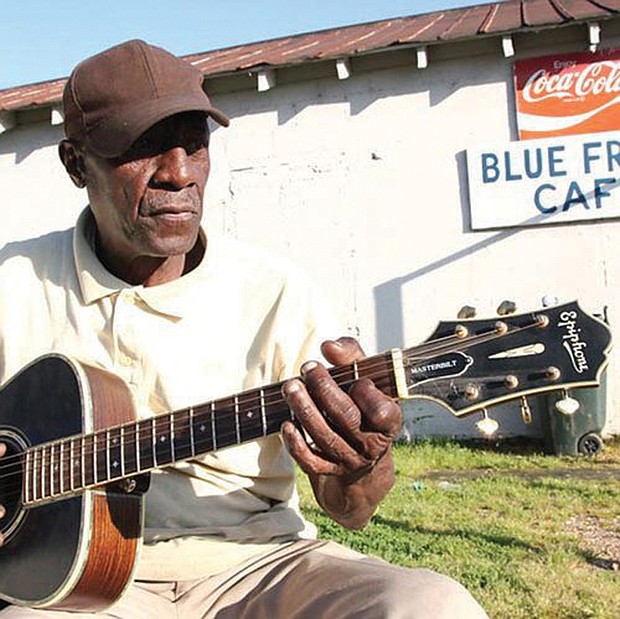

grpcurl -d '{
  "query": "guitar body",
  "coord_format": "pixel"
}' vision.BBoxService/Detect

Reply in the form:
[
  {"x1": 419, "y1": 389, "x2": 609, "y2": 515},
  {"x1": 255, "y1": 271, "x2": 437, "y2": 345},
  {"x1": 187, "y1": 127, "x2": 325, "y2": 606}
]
[{"x1": 0, "y1": 355, "x2": 143, "y2": 611}]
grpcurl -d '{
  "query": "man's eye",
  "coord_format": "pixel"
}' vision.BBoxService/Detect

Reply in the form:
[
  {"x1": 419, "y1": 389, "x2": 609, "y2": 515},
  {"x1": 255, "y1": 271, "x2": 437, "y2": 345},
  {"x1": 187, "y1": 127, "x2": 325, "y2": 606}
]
[
  {"x1": 136, "y1": 137, "x2": 157, "y2": 155},
  {"x1": 119, "y1": 137, "x2": 157, "y2": 162},
  {"x1": 186, "y1": 139, "x2": 208, "y2": 155}
]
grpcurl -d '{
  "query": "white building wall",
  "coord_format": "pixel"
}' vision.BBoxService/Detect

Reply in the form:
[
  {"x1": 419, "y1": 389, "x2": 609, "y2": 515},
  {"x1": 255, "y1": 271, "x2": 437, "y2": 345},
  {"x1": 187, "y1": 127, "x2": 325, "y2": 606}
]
[{"x1": 1, "y1": 24, "x2": 619, "y2": 441}]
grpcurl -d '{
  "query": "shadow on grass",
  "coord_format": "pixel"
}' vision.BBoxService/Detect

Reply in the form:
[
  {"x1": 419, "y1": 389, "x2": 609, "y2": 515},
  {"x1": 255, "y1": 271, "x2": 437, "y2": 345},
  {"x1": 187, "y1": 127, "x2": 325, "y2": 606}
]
[
  {"x1": 580, "y1": 551, "x2": 620, "y2": 571},
  {"x1": 431, "y1": 436, "x2": 550, "y2": 456},
  {"x1": 371, "y1": 514, "x2": 542, "y2": 553},
  {"x1": 305, "y1": 506, "x2": 543, "y2": 556}
]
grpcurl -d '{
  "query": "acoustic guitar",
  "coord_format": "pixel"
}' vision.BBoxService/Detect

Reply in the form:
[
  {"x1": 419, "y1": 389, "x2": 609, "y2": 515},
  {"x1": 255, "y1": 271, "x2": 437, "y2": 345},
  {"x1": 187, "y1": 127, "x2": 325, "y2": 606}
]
[{"x1": 0, "y1": 301, "x2": 611, "y2": 611}]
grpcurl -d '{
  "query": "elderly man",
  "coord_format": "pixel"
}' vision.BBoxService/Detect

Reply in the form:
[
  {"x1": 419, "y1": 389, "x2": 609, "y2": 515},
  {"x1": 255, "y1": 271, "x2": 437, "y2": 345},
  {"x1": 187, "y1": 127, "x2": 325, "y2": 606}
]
[{"x1": 0, "y1": 40, "x2": 487, "y2": 618}]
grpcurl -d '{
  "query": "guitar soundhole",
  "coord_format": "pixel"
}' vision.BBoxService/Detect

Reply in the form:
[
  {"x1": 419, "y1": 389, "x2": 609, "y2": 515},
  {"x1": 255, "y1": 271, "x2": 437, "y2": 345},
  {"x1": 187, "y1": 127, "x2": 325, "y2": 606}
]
[{"x1": 0, "y1": 430, "x2": 27, "y2": 543}]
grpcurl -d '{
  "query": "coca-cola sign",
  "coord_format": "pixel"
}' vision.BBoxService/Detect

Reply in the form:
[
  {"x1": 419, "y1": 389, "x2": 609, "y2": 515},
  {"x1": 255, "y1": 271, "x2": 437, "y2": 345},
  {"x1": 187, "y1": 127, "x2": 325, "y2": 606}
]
[{"x1": 514, "y1": 49, "x2": 619, "y2": 140}]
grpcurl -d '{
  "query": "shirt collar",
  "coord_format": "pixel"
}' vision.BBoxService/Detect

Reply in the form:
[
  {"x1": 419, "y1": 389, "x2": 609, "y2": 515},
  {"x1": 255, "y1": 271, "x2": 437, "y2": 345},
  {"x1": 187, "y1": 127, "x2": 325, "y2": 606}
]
[{"x1": 73, "y1": 208, "x2": 211, "y2": 319}]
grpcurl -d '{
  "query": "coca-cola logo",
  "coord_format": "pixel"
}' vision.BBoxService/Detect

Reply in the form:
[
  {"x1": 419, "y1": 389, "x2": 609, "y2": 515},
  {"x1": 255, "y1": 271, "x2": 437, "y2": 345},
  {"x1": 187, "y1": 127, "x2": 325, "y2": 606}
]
[
  {"x1": 523, "y1": 60, "x2": 620, "y2": 103},
  {"x1": 515, "y1": 50, "x2": 620, "y2": 138}
]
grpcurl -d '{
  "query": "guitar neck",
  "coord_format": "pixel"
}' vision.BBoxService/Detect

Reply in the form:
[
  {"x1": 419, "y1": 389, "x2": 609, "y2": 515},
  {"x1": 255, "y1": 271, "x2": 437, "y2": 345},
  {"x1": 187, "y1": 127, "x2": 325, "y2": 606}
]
[
  {"x1": 23, "y1": 351, "x2": 400, "y2": 506},
  {"x1": 21, "y1": 300, "x2": 614, "y2": 506}
]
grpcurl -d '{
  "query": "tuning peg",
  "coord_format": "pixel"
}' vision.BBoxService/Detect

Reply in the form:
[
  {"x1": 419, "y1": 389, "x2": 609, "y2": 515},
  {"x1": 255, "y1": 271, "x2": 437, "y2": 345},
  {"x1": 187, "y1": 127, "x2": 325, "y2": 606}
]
[
  {"x1": 457, "y1": 305, "x2": 476, "y2": 319},
  {"x1": 520, "y1": 397, "x2": 533, "y2": 424},
  {"x1": 542, "y1": 295, "x2": 559, "y2": 308},
  {"x1": 554, "y1": 390, "x2": 580, "y2": 415},
  {"x1": 497, "y1": 300, "x2": 516, "y2": 316},
  {"x1": 593, "y1": 306, "x2": 609, "y2": 323},
  {"x1": 464, "y1": 383, "x2": 480, "y2": 400},
  {"x1": 476, "y1": 409, "x2": 499, "y2": 437}
]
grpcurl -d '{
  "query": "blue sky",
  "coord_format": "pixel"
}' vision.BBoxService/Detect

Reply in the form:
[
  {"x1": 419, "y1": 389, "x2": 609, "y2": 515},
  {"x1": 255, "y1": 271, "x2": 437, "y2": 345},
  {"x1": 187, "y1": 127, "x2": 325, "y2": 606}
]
[{"x1": 1, "y1": 0, "x2": 481, "y2": 89}]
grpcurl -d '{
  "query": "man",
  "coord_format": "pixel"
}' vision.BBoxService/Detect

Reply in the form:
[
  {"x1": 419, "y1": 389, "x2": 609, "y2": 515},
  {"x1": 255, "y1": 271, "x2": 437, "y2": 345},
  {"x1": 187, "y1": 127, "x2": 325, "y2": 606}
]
[{"x1": 0, "y1": 40, "x2": 487, "y2": 617}]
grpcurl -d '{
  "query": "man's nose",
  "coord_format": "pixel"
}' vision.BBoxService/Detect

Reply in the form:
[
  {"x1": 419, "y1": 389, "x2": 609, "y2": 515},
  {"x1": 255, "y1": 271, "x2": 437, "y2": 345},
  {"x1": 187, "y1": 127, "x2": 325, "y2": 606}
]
[{"x1": 152, "y1": 147, "x2": 194, "y2": 188}]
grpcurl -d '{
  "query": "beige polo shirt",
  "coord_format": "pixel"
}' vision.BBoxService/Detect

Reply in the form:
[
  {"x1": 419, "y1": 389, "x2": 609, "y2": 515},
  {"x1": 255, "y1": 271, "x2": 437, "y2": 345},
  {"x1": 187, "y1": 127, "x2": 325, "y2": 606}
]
[{"x1": 0, "y1": 209, "x2": 336, "y2": 580}]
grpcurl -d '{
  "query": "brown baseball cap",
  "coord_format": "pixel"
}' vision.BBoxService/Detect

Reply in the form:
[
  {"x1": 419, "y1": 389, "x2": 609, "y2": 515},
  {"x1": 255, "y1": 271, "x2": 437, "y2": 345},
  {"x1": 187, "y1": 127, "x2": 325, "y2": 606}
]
[{"x1": 63, "y1": 39, "x2": 230, "y2": 158}]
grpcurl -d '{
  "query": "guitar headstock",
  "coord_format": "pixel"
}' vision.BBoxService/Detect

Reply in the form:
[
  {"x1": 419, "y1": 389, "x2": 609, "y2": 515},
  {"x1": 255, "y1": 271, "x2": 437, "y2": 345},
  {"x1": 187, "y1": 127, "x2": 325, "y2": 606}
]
[{"x1": 400, "y1": 301, "x2": 612, "y2": 416}]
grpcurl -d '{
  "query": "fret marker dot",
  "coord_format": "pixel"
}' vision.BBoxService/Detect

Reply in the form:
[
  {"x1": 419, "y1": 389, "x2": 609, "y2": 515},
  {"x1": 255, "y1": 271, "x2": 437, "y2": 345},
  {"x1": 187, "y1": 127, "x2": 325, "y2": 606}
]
[
  {"x1": 160, "y1": 436, "x2": 167, "y2": 443},
  {"x1": 199, "y1": 425, "x2": 206, "y2": 433}
]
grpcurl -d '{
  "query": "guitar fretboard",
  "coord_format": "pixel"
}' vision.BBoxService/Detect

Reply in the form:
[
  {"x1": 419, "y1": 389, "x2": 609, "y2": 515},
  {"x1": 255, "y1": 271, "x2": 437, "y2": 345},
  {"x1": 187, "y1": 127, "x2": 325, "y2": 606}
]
[{"x1": 23, "y1": 352, "x2": 398, "y2": 506}]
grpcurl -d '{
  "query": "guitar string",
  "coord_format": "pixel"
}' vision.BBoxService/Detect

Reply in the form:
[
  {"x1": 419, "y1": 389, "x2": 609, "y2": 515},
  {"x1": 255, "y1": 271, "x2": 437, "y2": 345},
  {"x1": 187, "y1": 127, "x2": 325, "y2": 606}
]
[
  {"x1": 0, "y1": 319, "x2": 545, "y2": 498},
  {"x1": 0, "y1": 318, "x2": 544, "y2": 489},
  {"x1": 0, "y1": 374, "x2": 527, "y2": 504}
]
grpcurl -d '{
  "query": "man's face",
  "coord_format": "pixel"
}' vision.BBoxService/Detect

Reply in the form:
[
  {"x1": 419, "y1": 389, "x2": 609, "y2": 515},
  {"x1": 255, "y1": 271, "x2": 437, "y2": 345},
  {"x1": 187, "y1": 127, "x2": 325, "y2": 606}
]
[{"x1": 81, "y1": 112, "x2": 211, "y2": 279}]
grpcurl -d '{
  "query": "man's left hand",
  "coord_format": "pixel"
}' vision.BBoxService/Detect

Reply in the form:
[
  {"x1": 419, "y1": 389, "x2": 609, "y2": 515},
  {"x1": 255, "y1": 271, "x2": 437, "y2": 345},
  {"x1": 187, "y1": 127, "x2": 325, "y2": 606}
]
[{"x1": 281, "y1": 337, "x2": 403, "y2": 530}]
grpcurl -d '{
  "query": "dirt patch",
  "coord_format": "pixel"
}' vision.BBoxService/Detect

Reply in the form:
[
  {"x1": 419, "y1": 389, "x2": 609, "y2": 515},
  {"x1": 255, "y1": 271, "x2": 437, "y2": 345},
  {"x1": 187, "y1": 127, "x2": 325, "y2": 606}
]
[
  {"x1": 564, "y1": 515, "x2": 620, "y2": 571},
  {"x1": 416, "y1": 466, "x2": 620, "y2": 571}
]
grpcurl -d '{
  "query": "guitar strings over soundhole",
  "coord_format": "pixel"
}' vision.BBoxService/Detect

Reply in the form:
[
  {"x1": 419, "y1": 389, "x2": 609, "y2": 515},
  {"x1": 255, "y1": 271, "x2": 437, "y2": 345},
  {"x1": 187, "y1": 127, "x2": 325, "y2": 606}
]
[{"x1": 0, "y1": 431, "x2": 27, "y2": 542}]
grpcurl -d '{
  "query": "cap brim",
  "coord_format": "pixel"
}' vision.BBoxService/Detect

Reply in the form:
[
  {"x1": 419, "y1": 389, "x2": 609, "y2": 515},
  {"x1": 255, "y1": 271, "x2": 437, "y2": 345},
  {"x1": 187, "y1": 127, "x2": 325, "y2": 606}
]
[{"x1": 85, "y1": 93, "x2": 230, "y2": 158}]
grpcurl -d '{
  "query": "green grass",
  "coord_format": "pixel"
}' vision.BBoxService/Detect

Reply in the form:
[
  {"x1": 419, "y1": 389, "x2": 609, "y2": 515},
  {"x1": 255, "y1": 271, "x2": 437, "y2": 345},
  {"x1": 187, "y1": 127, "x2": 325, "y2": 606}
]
[{"x1": 297, "y1": 437, "x2": 620, "y2": 619}]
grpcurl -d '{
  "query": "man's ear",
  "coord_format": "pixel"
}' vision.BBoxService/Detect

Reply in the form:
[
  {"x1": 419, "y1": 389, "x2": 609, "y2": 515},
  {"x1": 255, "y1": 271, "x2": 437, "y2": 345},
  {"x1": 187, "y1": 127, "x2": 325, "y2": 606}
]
[{"x1": 58, "y1": 139, "x2": 87, "y2": 188}]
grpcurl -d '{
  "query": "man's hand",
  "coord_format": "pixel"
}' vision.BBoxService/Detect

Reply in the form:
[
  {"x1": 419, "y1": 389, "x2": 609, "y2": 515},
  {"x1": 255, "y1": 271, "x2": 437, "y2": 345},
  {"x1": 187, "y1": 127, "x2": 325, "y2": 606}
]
[
  {"x1": 0, "y1": 442, "x2": 6, "y2": 547},
  {"x1": 281, "y1": 337, "x2": 403, "y2": 530}
]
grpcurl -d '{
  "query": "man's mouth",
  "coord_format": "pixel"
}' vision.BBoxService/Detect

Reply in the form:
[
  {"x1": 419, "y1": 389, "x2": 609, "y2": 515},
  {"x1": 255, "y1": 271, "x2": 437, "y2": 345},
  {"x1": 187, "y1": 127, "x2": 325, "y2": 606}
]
[
  {"x1": 140, "y1": 188, "x2": 201, "y2": 220},
  {"x1": 149, "y1": 207, "x2": 197, "y2": 218}
]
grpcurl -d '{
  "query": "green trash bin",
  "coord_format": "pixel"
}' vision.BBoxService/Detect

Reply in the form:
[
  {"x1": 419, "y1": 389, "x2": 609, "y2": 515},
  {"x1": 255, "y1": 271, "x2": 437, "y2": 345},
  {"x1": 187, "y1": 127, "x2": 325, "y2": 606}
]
[{"x1": 542, "y1": 370, "x2": 607, "y2": 456}]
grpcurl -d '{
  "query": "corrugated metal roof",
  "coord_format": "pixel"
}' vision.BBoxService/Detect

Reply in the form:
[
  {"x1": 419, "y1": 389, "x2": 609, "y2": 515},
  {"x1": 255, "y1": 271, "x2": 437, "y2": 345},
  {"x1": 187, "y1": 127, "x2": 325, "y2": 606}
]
[{"x1": 1, "y1": 0, "x2": 618, "y2": 113}]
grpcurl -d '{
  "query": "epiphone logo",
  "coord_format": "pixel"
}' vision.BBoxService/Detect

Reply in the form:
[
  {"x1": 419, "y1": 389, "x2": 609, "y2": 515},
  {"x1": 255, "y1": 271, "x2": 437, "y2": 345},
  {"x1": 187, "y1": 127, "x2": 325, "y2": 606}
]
[
  {"x1": 522, "y1": 60, "x2": 620, "y2": 103},
  {"x1": 558, "y1": 310, "x2": 589, "y2": 374}
]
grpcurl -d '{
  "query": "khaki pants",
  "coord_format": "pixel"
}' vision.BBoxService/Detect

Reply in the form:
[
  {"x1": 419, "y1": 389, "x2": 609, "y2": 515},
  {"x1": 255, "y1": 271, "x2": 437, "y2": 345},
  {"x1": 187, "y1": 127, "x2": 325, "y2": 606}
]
[{"x1": 0, "y1": 540, "x2": 487, "y2": 618}]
